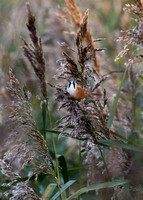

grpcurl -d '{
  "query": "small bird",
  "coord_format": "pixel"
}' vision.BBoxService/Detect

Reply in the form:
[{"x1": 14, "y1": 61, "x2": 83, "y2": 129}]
[{"x1": 67, "y1": 78, "x2": 88, "y2": 100}]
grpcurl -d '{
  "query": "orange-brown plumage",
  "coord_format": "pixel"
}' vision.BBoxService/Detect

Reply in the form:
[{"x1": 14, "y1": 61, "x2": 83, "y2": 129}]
[{"x1": 73, "y1": 86, "x2": 88, "y2": 100}]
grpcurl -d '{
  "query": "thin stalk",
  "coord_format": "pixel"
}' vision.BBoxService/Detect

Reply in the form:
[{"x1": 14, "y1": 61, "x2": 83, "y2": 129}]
[
  {"x1": 54, "y1": 177, "x2": 64, "y2": 200},
  {"x1": 67, "y1": 164, "x2": 100, "y2": 172},
  {"x1": 88, "y1": 122, "x2": 111, "y2": 179},
  {"x1": 97, "y1": 142, "x2": 111, "y2": 180},
  {"x1": 95, "y1": 136, "x2": 119, "y2": 200},
  {"x1": 42, "y1": 100, "x2": 47, "y2": 140},
  {"x1": 47, "y1": 104, "x2": 61, "y2": 186},
  {"x1": 41, "y1": 100, "x2": 62, "y2": 199},
  {"x1": 107, "y1": 65, "x2": 128, "y2": 128},
  {"x1": 110, "y1": 130, "x2": 141, "y2": 146},
  {"x1": 78, "y1": 140, "x2": 82, "y2": 200}
]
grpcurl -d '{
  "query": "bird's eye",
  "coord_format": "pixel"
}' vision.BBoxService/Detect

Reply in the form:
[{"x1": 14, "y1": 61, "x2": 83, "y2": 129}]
[
  {"x1": 73, "y1": 81, "x2": 75, "y2": 88},
  {"x1": 68, "y1": 82, "x2": 71, "y2": 88}
]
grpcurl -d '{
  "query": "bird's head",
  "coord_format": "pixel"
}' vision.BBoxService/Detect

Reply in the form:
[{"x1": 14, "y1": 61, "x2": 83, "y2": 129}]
[
  {"x1": 67, "y1": 78, "x2": 88, "y2": 99},
  {"x1": 67, "y1": 78, "x2": 78, "y2": 96},
  {"x1": 67, "y1": 79, "x2": 77, "y2": 89}
]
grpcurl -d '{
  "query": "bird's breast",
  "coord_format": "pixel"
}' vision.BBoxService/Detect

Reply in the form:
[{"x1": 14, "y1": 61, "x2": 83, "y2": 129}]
[
  {"x1": 71, "y1": 86, "x2": 88, "y2": 100},
  {"x1": 67, "y1": 85, "x2": 76, "y2": 96}
]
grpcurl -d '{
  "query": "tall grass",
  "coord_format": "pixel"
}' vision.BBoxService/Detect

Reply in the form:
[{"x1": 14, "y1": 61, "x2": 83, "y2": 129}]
[{"x1": 0, "y1": 0, "x2": 143, "y2": 199}]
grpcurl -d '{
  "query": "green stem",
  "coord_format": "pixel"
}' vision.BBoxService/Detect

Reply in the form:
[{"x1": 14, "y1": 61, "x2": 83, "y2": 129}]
[
  {"x1": 96, "y1": 138, "x2": 119, "y2": 199},
  {"x1": 110, "y1": 130, "x2": 141, "y2": 146},
  {"x1": 42, "y1": 98, "x2": 62, "y2": 199},
  {"x1": 47, "y1": 104, "x2": 61, "y2": 187},
  {"x1": 97, "y1": 143, "x2": 111, "y2": 180},
  {"x1": 78, "y1": 140, "x2": 82, "y2": 200},
  {"x1": 42, "y1": 99, "x2": 61, "y2": 200},
  {"x1": 54, "y1": 177, "x2": 64, "y2": 200},
  {"x1": 92, "y1": 130, "x2": 111, "y2": 180},
  {"x1": 42, "y1": 100, "x2": 47, "y2": 140},
  {"x1": 107, "y1": 65, "x2": 128, "y2": 128}
]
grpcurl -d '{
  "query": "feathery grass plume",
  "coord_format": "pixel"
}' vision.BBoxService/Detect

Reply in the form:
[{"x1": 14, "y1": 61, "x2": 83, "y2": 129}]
[
  {"x1": 23, "y1": 2, "x2": 47, "y2": 100},
  {"x1": 57, "y1": 0, "x2": 100, "y2": 74},
  {"x1": 54, "y1": 8, "x2": 135, "y2": 196},
  {"x1": 115, "y1": 0, "x2": 143, "y2": 65},
  {"x1": 110, "y1": 2, "x2": 143, "y2": 198},
  {"x1": 0, "y1": 68, "x2": 54, "y2": 199},
  {"x1": 55, "y1": 10, "x2": 114, "y2": 145},
  {"x1": 22, "y1": 2, "x2": 63, "y2": 193},
  {"x1": 53, "y1": 11, "x2": 113, "y2": 190},
  {"x1": 4, "y1": 181, "x2": 40, "y2": 200}
]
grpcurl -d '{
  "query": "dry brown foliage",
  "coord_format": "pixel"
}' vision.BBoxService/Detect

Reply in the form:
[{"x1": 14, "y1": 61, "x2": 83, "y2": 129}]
[
  {"x1": 115, "y1": 0, "x2": 143, "y2": 66},
  {"x1": 57, "y1": 0, "x2": 101, "y2": 74},
  {"x1": 23, "y1": 2, "x2": 47, "y2": 100}
]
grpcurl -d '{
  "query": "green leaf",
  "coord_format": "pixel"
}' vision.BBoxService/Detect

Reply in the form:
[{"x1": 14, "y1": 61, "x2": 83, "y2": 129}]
[
  {"x1": 47, "y1": 130, "x2": 61, "y2": 134},
  {"x1": 57, "y1": 125, "x2": 75, "y2": 129},
  {"x1": 51, "y1": 180, "x2": 76, "y2": 200},
  {"x1": 47, "y1": 130, "x2": 89, "y2": 140},
  {"x1": 69, "y1": 135, "x2": 89, "y2": 141},
  {"x1": 42, "y1": 184, "x2": 57, "y2": 200},
  {"x1": 67, "y1": 179, "x2": 128, "y2": 200},
  {"x1": 107, "y1": 66, "x2": 128, "y2": 128},
  {"x1": 58, "y1": 155, "x2": 69, "y2": 183},
  {"x1": 98, "y1": 139, "x2": 143, "y2": 151}
]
